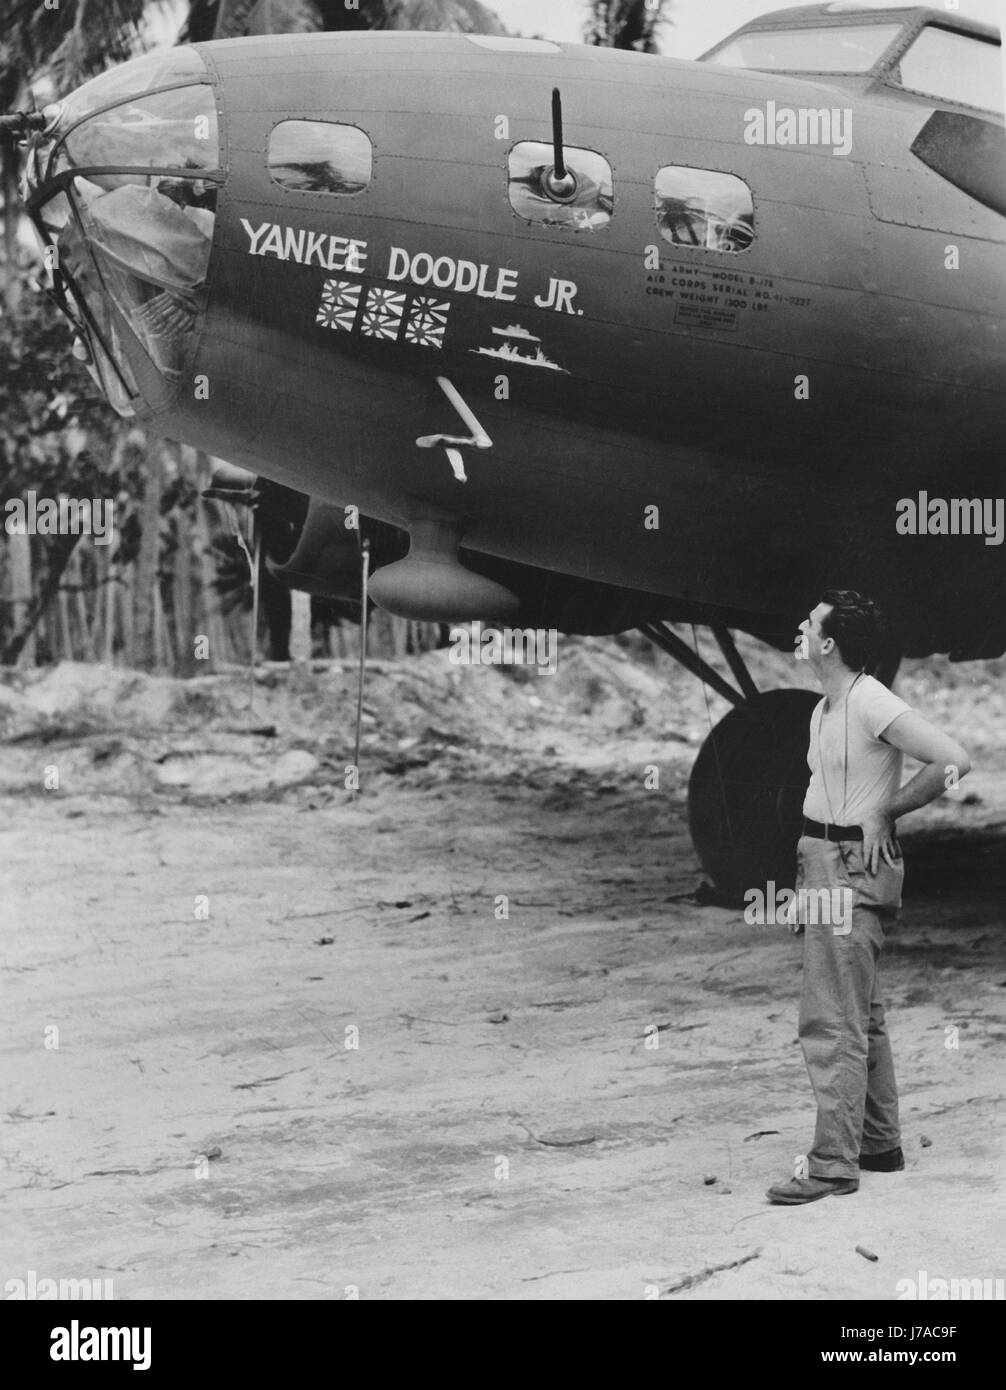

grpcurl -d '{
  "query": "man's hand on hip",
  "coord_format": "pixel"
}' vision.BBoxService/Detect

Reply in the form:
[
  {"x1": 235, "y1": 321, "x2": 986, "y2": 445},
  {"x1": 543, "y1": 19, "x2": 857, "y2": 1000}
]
[{"x1": 860, "y1": 811, "x2": 901, "y2": 874}]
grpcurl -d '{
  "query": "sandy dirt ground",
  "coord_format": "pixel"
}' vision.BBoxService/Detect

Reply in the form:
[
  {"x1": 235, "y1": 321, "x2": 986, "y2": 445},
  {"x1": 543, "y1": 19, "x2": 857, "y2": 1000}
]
[{"x1": 2, "y1": 640, "x2": 1005, "y2": 1300}]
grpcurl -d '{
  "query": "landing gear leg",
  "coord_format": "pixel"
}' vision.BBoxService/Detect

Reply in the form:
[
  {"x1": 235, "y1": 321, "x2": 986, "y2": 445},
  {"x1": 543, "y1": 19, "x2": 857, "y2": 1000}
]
[
  {"x1": 687, "y1": 688, "x2": 821, "y2": 902},
  {"x1": 640, "y1": 623, "x2": 820, "y2": 903}
]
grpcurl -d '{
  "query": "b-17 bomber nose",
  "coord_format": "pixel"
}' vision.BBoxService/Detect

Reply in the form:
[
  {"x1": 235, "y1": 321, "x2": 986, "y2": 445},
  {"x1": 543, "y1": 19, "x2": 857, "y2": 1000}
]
[{"x1": 22, "y1": 46, "x2": 222, "y2": 416}]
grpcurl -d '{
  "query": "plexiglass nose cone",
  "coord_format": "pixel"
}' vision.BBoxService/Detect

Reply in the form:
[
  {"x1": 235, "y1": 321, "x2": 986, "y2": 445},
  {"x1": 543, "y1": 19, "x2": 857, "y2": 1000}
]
[{"x1": 22, "y1": 46, "x2": 219, "y2": 415}]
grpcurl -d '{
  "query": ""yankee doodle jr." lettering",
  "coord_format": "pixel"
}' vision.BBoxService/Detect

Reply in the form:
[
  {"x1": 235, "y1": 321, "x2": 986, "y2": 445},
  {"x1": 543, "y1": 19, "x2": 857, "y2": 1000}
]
[
  {"x1": 238, "y1": 220, "x2": 581, "y2": 313},
  {"x1": 240, "y1": 219, "x2": 368, "y2": 272}
]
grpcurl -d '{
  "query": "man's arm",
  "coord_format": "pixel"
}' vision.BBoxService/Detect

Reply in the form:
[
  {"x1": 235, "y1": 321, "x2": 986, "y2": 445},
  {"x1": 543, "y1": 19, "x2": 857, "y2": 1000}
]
[{"x1": 860, "y1": 711, "x2": 972, "y2": 873}]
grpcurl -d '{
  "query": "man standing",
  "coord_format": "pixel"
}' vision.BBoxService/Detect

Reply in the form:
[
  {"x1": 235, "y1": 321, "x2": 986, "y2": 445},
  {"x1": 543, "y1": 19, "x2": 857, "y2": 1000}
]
[{"x1": 767, "y1": 590, "x2": 971, "y2": 1205}]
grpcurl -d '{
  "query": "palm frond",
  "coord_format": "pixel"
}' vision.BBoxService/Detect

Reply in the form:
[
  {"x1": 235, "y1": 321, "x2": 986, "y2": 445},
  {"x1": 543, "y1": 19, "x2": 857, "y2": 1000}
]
[
  {"x1": 310, "y1": 0, "x2": 504, "y2": 34},
  {"x1": 384, "y1": 0, "x2": 507, "y2": 34},
  {"x1": 181, "y1": 0, "x2": 322, "y2": 43},
  {"x1": 585, "y1": 0, "x2": 671, "y2": 53},
  {"x1": 0, "y1": 0, "x2": 153, "y2": 109}
]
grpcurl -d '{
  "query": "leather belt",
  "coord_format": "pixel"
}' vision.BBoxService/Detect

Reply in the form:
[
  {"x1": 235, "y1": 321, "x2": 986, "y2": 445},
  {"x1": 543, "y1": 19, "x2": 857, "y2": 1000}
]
[{"x1": 802, "y1": 817, "x2": 863, "y2": 842}]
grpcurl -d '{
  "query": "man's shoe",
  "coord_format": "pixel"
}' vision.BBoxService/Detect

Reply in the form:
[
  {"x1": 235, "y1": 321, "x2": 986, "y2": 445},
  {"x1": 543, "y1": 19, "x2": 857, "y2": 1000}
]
[
  {"x1": 859, "y1": 1146, "x2": 904, "y2": 1172},
  {"x1": 766, "y1": 1175, "x2": 859, "y2": 1205}
]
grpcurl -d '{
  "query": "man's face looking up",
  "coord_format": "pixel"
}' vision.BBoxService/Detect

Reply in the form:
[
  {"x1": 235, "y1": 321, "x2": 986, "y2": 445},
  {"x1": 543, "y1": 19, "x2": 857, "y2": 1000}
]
[{"x1": 796, "y1": 602, "x2": 834, "y2": 670}]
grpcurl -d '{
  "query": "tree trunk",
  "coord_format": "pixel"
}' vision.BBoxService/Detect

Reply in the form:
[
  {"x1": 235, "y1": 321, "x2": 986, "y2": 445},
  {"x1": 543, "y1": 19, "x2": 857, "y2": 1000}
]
[
  {"x1": 57, "y1": 580, "x2": 73, "y2": 660},
  {"x1": 102, "y1": 549, "x2": 117, "y2": 664},
  {"x1": 119, "y1": 563, "x2": 135, "y2": 663},
  {"x1": 70, "y1": 545, "x2": 97, "y2": 661},
  {"x1": 1, "y1": 532, "x2": 81, "y2": 667},
  {"x1": 289, "y1": 588, "x2": 312, "y2": 662},
  {"x1": 194, "y1": 451, "x2": 233, "y2": 667},
  {"x1": 133, "y1": 436, "x2": 161, "y2": 669},
  {"x1": 7, "y1": 529, "x2": 35, "y2": 665},
  {"x1": 173, "y1": 521, "x2": 194, "y2": 675}
]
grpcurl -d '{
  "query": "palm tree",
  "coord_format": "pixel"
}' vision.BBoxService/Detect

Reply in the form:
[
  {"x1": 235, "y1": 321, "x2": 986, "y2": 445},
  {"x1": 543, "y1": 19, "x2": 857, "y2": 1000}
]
[
  {"x1": 183, "y1": 0, "x2": 506, "y2": 42},
  {"x1": 0, "y1": 0, "x2": 506, "y2": 106},
  {"x1": 585, "y1": 0, "x2": 671, "y2": 53},
  {"x1": 1, "y1": 0, "x2": 153, "y2": 303},
  {"x1": 2, "y1": 2, "x2": 192, "y2": 126},
  {"x1": 1, "y1": 1, "x2": 679, "y2": 114}
]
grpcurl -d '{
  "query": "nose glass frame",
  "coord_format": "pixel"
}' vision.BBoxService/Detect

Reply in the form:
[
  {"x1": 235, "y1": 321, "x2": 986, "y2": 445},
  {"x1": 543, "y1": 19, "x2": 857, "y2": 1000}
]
[{"x1": 22, "y1": 74, "x2": 223, "y2": 413}]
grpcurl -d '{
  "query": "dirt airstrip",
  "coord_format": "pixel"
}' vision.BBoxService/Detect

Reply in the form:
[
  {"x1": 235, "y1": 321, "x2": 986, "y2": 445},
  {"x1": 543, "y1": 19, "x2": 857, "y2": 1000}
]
[{"x1": 2, "y1": 637, "x2": 1004, "y2": 1299}]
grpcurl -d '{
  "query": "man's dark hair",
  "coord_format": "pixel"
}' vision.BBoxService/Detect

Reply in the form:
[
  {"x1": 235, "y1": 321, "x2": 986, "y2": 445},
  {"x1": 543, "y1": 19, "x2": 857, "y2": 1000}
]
[{"x1": 819, "y1": 589, "x2": 887, "y2": 674}]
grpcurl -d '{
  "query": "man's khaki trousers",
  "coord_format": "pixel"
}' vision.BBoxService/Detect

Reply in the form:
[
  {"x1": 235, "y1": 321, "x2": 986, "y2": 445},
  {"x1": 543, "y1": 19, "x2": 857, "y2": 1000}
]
[{"x1": 795, "y1": 835, "x2": 904, "y2": 1180}]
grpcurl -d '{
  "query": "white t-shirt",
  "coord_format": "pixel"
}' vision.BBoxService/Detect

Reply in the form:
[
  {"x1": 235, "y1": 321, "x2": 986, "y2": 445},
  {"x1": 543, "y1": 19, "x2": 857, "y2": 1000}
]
[{"x1": 803, "y1": 674, "x2": 911, "y2": 825}]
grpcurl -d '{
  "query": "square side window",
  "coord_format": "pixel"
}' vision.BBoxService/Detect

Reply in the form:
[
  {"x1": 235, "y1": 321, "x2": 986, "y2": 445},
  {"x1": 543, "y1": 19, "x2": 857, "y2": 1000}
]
[
  {"x1": 508, "y1": 141, "x2": 613, "y2": 231},
  {"x1": 269, "y1": 121, "x2": 372, "y2": 194},
  {"x1": 655, "y1": 167, "x2": 753, "y2": 253}
]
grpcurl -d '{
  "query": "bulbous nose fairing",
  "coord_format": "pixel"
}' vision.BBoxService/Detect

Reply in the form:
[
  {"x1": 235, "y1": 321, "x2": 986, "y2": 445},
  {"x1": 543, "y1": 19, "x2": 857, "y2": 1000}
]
[{"x1": 24, "y1": 46, "x2": 221, "y2": 416}]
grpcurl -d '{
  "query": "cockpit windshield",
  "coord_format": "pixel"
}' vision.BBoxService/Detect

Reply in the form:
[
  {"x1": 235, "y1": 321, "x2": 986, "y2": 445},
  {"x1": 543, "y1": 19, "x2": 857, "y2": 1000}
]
[
  {"x1": 704, "y1": 23, "x2": 903, "y2": 73},
  {"x1": 894, "y1": 26, "x2": 1003, "y2": 114},
  {"x1": 23, "y1": 47, "x2": 220, "y2": 415},
  {"x1": 703, "y1": 16, "x2": 1003, "y2": 115}
]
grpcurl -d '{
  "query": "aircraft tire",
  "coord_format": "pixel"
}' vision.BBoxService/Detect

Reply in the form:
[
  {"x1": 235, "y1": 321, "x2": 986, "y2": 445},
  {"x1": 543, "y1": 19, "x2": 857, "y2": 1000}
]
[{"x1": 687, "y1": 688, "x2": 820, "y2": 903}]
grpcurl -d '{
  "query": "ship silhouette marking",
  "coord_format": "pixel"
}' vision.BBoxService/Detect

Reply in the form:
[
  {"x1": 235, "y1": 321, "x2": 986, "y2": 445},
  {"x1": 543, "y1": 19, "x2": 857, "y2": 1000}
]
[{"x1": 470, "y1": 324, "x2": 569, "y2": 373}]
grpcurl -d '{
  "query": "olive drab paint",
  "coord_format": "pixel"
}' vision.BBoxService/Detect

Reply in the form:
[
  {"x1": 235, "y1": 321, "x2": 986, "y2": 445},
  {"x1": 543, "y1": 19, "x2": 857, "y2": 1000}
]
[{"x1": 21, "y1": 16, "x2": 1006, "y2": 664}]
